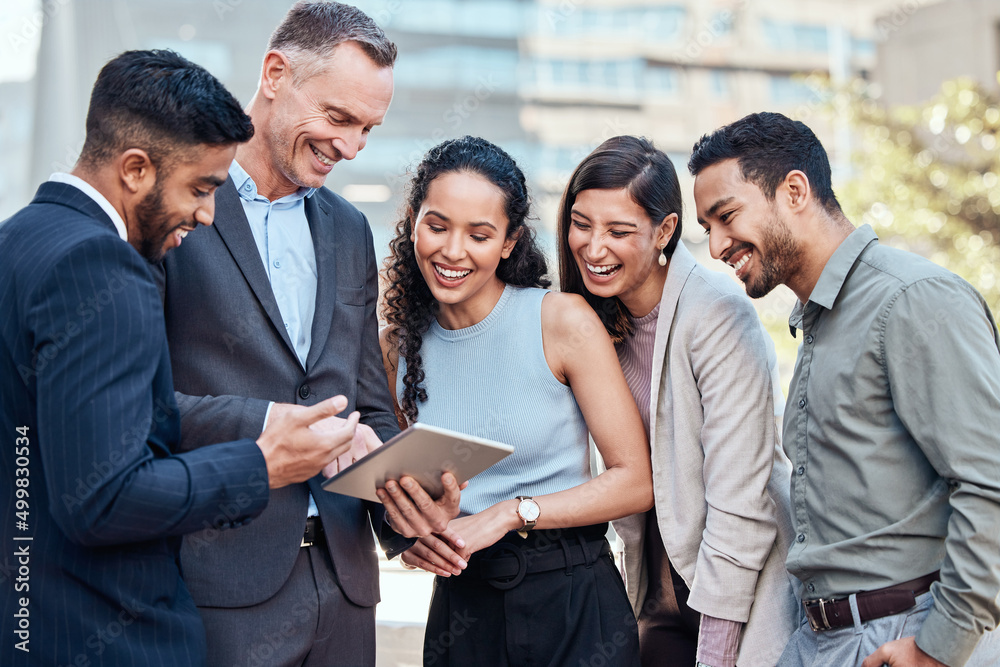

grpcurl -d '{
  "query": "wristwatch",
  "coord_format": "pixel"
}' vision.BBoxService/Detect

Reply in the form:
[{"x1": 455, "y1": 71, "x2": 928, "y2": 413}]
[{"x1": 515, "y1": 496, "x2": 540, "y2": 539}]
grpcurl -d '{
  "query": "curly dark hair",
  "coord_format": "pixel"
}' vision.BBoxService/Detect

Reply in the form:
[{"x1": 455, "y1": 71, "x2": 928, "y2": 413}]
[{"x1": 383, "y1": 136, "x2": 550, "y2": 424}]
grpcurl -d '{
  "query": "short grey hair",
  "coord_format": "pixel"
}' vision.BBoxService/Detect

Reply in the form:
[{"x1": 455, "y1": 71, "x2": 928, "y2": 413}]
[{"x1": 267, "y1": 1, "x2": 397, "y2": 84}]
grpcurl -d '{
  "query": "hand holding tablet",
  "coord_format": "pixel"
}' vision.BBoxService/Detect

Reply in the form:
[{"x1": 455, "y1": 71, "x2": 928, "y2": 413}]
[{"x1": 321, "y1": 422, "x2": 513, "y2": 503}]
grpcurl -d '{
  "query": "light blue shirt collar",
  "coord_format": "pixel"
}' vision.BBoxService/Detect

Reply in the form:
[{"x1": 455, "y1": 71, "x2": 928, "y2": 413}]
[{"x1": 228, "y1": 160, "x2": 316, "y2": 203}]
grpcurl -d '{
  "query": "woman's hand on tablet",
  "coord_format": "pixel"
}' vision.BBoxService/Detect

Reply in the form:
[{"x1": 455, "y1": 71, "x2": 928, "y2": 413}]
[{"x1": 378, "y1": 472, "x2": 467, "y2": 541}]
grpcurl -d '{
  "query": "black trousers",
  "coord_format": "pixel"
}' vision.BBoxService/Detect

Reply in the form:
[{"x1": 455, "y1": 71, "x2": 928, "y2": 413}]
[
  {"x1": 637, "y1": 509, "x2": 701, "y2": 667},
  {"x1": 423, "y1": 524, "x2": 640, "y2": 667}
]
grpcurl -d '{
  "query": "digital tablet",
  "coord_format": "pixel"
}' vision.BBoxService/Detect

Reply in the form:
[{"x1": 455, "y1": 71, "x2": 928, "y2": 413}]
[{"x1": 321, "y1": 422, "x2": 514, "y2": 503}]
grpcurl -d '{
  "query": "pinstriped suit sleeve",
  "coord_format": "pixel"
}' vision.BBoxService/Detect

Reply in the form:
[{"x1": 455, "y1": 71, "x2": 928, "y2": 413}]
[
  {"x1": 686, "y1": 291, "x2": 779, "y2": 622},
  {"x1": 30, "y1": 236, "x2": 269, "y2": 547}
]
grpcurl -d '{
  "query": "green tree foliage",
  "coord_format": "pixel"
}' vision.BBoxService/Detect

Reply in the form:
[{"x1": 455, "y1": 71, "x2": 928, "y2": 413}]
[{"x1": 839, "y1": 76, "x2": 1000, "y2": 318}]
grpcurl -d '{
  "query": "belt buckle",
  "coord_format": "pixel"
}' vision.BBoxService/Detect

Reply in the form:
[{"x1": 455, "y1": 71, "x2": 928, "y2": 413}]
[
  {"x1": 805, "y1": 598, "x2": 835, "y2": 631},
  {"x1": 482, "y1": 543, "x2": 526, "y2": 590},
  {"x1": 301, "y1": 517, "x2": 319, "y2": 548}
]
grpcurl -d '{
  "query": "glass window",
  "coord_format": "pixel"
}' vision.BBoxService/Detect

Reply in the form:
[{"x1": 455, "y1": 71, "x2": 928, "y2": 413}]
[
  {"x1": 535, "y1": 4, "x2": 685, "y2": 42},
  {"x1": 391, "y1": 0, "x2": 523, "y2": 37},
  {"x1": 709, "y1": 10, "x2": 734, "y2": 37},
  {"x1": 769, "y1": 75, "x2": 823, "y2": 105},
  {"x1": 852, "y1": 38, "x2": 876, "y2": 57},
  {"x1": 761, "y1": 19, "x2": 829, "y2": 53},
  {"x1": 538, "y1": 144, "x2": 594, "y2": 177},
  {"x1": 640, "y1": 6, "x2": 686, "y2": 43},
  {"x1": 645, "y1": 66, "x2": 680, "y2": 96},
  {"x1": 394, "y1": 46, "x2": 520, "y2": 92},
  {"x1": 535, "y1": 58, "x2": 642, "y2": 93},
  {"x1": 709, "y1": 69, "x2": 731, "y2": 98}
]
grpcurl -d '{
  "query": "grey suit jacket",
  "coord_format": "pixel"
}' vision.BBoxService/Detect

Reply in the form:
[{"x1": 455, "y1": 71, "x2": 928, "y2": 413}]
[
  {"x1": 156, "y1": 179, "x2": 407, "y2": 609},
  {"x1": 614, "y1": 241, "x2": 800, "y2": 666}
]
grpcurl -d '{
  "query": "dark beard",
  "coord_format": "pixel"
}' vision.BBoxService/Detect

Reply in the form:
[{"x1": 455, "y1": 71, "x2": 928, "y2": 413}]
[
  {"x1": 745, "y1": 215, "x2": 801, "y2": 299},
  {"x1": 133, "y1": 181, "x2": 184, "y2": 264}
]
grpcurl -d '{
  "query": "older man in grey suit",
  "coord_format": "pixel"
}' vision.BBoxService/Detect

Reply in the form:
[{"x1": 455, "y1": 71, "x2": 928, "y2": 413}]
[{"x1": 156, "y1": 3, "x2": 463, "y2": 666}]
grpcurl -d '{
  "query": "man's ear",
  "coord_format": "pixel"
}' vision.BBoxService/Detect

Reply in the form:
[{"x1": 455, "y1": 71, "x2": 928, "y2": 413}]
[
  {"x1": 782, "y1": 170, "x2": 812, "y2": 213},
  {"x1": 260, "y1": 50, "x2": 293, "y2": 101},
  {"x1": 501, "y1": 227, "x2": 522, "y2": 259},
  {"x1": 118, "y1": 149, "x2": 156, "y2": 196}
]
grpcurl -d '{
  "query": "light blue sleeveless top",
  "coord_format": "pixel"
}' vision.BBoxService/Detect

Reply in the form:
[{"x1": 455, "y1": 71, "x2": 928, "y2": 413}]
[{"x1": 397, "y1": 285, "x2": 591, "y2": 515}]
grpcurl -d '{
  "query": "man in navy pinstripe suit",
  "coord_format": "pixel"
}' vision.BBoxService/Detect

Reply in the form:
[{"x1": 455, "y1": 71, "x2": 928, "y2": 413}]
[{"x1": 0, "y1": 50, "x2": 361, "y2": 666}]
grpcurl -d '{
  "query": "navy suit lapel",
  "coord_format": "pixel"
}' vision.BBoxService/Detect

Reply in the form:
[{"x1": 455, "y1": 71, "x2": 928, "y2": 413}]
[
  {"x1": 305, "y1": 193, "x2": 338, "y2": 372},
  {"x1": 212, "y1": 178, "x2": 300, "y2": 363},
  {"x1": 33, "y1": 181, "x2": 119, "y2": 236}
]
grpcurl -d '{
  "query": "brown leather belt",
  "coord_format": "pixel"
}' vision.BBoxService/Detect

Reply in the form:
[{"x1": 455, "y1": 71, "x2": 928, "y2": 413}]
[
  {"x1": 804, "y1": 571, "x2": 939, "y2": 632},
  {"x1": 301, "y1": 516, "x2": 326, "y2": 548}
]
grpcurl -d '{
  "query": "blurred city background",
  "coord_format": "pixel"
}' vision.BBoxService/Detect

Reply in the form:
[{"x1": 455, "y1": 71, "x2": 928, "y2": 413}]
[{"x1": 2, "y1": 0, "x2": 999, "y2": 664}]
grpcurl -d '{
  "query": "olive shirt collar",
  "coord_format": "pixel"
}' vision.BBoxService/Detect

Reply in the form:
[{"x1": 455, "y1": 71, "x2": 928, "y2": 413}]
[{"x1": 788, "y1": 224, "x2": 878, "y2": 337}]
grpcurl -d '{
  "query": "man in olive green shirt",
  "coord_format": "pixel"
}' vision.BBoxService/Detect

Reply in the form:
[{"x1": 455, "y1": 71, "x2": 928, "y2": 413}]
[{"x1": 689, "y1": 112, "x2": 1000, "y2": 667}]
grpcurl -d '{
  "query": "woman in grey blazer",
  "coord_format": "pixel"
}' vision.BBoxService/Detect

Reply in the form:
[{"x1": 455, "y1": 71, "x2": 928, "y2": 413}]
[{"x1": 557, "y1": 136, "x2": 799, "y2": 667}]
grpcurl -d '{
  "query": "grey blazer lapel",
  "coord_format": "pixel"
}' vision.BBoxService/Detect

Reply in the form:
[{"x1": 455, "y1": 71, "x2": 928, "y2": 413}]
[
  {"x1": 213, "y1": 178, "x2": 299, "y2": 361},
  {"x1": 305, "y1": 193, "x2": 338, "y2": 372},
  {"x1": 649, "y1": 241, "x2": 698, "y2": 447}
]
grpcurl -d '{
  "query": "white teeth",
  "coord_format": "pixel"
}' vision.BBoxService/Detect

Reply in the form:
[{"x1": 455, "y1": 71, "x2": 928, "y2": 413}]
[
  {"x1": 435, "y1": 265, "x2": 471, "y2": 279},
  {"x1": 178, "y1": 230, "x2": 188, "y2": 238},
  {"x1": 731, "y1": 251, "x2": 751, "y2": 272},
  {"x1": 586, "y1": 262, "x2": 620, "y2": 275},
  {"x1": 311, "y1": 145, "x2": 335, "y2": 166}
]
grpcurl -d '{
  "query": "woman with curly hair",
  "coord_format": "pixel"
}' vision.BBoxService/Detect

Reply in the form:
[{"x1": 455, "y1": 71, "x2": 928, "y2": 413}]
[{"x1": 379, "y1": 135, "x2": 652, "y2": 667}]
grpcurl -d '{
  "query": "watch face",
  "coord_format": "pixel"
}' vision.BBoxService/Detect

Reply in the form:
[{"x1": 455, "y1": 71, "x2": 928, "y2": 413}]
[{"x1": 518, "y1": 499, "x2": 540, "y2": 522}]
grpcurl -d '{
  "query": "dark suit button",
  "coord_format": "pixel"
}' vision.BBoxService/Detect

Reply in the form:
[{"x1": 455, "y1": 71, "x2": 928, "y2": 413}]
[{"x1": 299, "y1": 384, "x2": 311, "y2": 400}]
